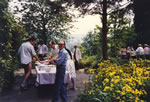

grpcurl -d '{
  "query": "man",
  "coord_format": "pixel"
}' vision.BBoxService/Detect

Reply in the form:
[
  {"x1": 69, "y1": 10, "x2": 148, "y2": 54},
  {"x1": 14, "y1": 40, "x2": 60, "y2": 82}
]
[
  {"x1": 144, "y1": 44, "x2": 150, "y2": 59},
  {"x1": 48, "y1": 41, "x2": 59, "y2": 60},
  {"x1": 18, "y1": 36, "x2": 42, "y2": 90},
  {"x1": 37, "y1": 40, "x2": 48, "y2": 60},
  {"x1": 51, "y1": 40, "x2": 68, "y2": 102},
  {"x1": 136, "y1": 44, "x2": 144, "y2": 59},
  {"x1": 73, "y1": 45, "x2": 82, "y2": 70}
]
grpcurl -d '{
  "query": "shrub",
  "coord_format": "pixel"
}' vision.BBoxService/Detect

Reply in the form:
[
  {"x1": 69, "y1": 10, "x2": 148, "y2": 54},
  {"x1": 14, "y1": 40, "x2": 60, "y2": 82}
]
[
  {"x1": 78, "y1": 59, "x2": 150, "y2": 102},
  {"x1": 79, "y1": 56, "x2": 98, "y2": 69}
]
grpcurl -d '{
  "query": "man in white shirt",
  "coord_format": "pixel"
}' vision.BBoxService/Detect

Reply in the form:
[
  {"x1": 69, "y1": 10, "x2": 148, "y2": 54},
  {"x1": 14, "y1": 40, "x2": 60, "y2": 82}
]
[
  {"x1": 37, "y1": 40, "x2": 48, "y2": 60},
  {"x1": 136, "y1": 44, "x2": 145, "y2": 59},
  {"x1": 48, "y1": 41, "x2": 59, "y2": 62},
  {"x1": 73, "y1": 45, "x2": 82, "y2": 70},
  {"x1": 18, "y1": 36, "x2": 42, "y2": 90}
]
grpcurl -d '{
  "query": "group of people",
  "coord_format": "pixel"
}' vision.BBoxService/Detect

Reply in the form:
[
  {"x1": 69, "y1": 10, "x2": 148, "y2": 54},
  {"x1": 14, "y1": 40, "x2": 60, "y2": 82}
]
[
  {"x1": 18, "y1": 36, "x2": 82, "y2": 102},
  {"x1": 120, "y1": 44, "x2": 150, "y2": 60}
]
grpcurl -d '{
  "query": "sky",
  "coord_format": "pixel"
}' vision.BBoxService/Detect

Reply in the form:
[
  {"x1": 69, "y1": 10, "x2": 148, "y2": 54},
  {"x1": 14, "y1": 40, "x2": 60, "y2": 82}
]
[{"x1": 69, "y1": 15, "x2": 101, "y2": 43}]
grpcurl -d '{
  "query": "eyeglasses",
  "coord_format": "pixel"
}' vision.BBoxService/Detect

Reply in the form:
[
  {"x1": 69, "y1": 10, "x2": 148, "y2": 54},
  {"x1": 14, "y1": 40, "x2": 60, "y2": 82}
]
[{"x1": 58, "y1": 44, "x2": 64, "y2": 46}]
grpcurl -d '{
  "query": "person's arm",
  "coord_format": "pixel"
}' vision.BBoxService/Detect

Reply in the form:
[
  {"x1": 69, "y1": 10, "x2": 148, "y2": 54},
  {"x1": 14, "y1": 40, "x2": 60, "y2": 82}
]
[
  {"x1": 34, "y1": 55, "x2": 43, "y2": 64},
  {"x1": 48, "y1": 55, "x2": 52, "y2": 62},
  {"x1": 56, "y1": 52, "x2": 66, "y2": 65}
]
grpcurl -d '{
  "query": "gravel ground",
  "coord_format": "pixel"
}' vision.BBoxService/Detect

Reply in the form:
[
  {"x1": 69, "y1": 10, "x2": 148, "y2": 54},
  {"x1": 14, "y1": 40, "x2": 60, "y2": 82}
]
[{"x1": 0, "y1": 68, "x2": 89, "y2": 102}]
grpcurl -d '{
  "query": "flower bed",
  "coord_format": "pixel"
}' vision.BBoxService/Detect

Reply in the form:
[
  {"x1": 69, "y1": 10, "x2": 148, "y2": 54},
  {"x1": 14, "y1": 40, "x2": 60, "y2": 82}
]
[{"x1": 78, "y1": 59, "x2": 150, "y2": 102}]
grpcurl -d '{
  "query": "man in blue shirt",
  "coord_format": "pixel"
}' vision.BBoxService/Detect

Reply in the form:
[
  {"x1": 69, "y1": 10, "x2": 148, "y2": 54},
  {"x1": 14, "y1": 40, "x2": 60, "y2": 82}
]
[{"x1": 52, "y1": 40, "x2": 68, "y2": 102}]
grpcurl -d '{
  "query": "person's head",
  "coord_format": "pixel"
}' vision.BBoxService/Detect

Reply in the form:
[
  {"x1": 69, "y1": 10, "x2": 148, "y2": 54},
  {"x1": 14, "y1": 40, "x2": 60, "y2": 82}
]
[
  {"x1": 127, "y1": 46, "x2": 130, "y2": 49},
  {"x1": 138, "y1": 44, "x2": 142, "y2": 47},
  {"x1": 39, "y1": 40, "x2": 44, "y2": 45},
  {"x1": 28, "y1": 36, "x2": 36, "y2": 45},
  {"x1": 58, "y1": 40, "x2": 65, "y2": 50},
  {"x1": 49, "y1": 41, "x2": 55, "y2": 49},
  {"x1": 122, "y1": 45, "x2": 126, "y2": 48},
  {"x1": 74, "y1": 45, "x2": 77, "y2": 49},
  {"x1": 144, "y1": 44, "x2": 148, "y2": 47}
]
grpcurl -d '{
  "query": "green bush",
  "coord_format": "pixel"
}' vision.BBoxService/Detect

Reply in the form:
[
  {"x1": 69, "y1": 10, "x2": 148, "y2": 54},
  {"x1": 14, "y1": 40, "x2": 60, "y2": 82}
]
[{"x1": 79, "y1": 56, "x2": 98, "y2": 69}]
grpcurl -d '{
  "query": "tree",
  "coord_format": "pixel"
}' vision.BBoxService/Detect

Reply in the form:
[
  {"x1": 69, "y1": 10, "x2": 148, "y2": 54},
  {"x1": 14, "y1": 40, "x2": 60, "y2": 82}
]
[
  {"x1": 134, "y1": 0, "x2": 150, "y2": 44},
  {"x1": 108, "y1": 10, "x2": 136, "y2": 57},
  {"x1": 14, "y1": 0, "x2": 73, "y2": 44},
  {"x1": 0, "y1": 0, "x2": 27, "y2": 89},
  {"x1": 66, "y1": 0, "x2": 133, "y2": 60},
  {"x1": 81, "y1": 30, "x2": 101, "y2": 57}
]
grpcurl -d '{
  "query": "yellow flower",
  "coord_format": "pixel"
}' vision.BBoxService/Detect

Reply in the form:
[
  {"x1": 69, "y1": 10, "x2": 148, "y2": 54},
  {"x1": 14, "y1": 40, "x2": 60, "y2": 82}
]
[
  {"x1": 135, "y1": 97, "x2": 139, "y2": 102},
  {"x1": 88, "y1": 90, "x2": 93, "y2": 95},
  {"x1": 116, "y1": 97, "x2": 120, "y2": 100},
  {"x1": 104, "y1": 78, "x2": 109, "y2": 83},
  {"x1": 110, "y1": 83, "x2": 114, "y2": 87},
  {"x1": 116, "y1": 90, "x2": 121, "y2": 93},
  {"x1": 95, "y1": 75, "x2": 98, "y2": 79},
  {"x1": 104, "y1": 86, "x2": 111, "y2": 91},
  {"x1": 114, "y1": 79, "x2": 120, "y2": 84},
  {"x1": 121, "y1": 91, "x2": 125, "y2": 96}
]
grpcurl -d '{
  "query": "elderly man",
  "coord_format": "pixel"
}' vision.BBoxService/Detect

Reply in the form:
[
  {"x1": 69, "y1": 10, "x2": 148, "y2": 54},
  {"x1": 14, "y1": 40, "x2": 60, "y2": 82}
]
[
  {"x1": 73, "y1": 45, "x2": 82, "y2": 70},
  {"x1": 52, "y1": 40, "x2": 68, "y2": 102},
  {"x1": 18, "y1": 36, "x2": 42, "y2": 90}
]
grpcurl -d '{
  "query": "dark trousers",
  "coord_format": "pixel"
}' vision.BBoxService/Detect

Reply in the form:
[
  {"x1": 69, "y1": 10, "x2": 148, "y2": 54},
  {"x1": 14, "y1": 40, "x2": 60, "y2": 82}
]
[
  {"x1": 75, "y1": 60, "x2": 79, "y2": 70},
  {"x1": 137, "y1": 55, "x2": 145, "y2": 59},
  {"x1": 145, "y1": 55, "x2": 150, "y2": 60},
  {"x1": 53, "y1": 66, "x2": 67, "y2": 102}
]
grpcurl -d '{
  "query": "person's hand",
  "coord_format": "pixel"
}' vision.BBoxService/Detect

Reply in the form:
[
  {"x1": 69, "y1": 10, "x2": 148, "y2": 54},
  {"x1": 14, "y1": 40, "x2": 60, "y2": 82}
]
[
  {"x1": 50, "y1": 59, "x2": 55, "y2": 64},
  {"x1": 42, "y1": 54, "x2": 45, "y2": 56},
  {"x1": 39, "y1": 60, "x2": 44, "y2": 64}
]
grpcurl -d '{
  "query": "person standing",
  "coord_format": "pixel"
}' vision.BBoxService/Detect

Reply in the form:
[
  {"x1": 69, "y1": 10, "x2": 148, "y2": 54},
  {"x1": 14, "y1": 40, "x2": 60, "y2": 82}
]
[
  {"x1": 120, "y1": 45, "x2": 127, "y2": 59},
  {"x1": 144, "y1": 44, "x2": 150, "y2": 59},
  {"x1": 37, "y1": 40, "x2": 48, "y2": 60},
  {"x1": 18, "y1": 36, "x2": 42, "y2": 90},
  {"x1": 48, "y1": 41, "x2": 59, "y2": 61},
  {"x1": 136, "y1": 44, "x2": 145, "y2": 59},
  {"x1": 130, "y1": 45, "x2": 136, "y2": 59},
  {"x1": 73, "y1": 45, "x2": 82, "y2": 70},
  {"x1": 64, "y1": 43, "x2": 77, "y2": 90},
  {"x1": 52, "y1": 40, "x2": 68, "y2": 102}
]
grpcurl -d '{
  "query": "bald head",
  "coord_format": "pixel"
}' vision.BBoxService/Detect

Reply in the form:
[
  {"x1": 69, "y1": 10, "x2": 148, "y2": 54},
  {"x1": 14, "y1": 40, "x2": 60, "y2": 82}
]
[{"x1": 58, "y1": 40, "x2": 65, "y2": 45}]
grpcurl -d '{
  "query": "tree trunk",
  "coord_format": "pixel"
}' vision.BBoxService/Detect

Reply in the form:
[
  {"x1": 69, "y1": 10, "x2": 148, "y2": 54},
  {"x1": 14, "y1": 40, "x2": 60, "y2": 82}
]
[{"x1": 102, "y1": 0, "x2": 108, "y2": 60}]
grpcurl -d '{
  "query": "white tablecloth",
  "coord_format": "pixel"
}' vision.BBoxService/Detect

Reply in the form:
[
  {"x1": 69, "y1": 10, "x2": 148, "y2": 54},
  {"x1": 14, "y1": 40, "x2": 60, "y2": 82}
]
[{"x1": 35, "y1": 64, "x2": 71, "y2": 86}]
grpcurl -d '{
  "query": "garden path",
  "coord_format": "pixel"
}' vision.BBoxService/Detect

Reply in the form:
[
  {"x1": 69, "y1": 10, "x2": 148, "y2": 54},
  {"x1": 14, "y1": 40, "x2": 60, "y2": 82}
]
[{"x1": 0, "y1": 68, "x2": 89, "y2": 102}]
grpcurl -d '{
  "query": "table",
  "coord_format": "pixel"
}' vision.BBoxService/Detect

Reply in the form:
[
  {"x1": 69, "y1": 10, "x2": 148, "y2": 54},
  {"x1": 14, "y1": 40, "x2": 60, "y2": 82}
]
[{"x1": 35, "y1": 62, "x2": 71, "y2": 86}]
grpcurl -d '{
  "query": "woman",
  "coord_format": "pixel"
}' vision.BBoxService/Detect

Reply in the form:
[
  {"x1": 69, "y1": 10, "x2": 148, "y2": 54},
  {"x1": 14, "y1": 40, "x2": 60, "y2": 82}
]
[
  {"x1": 120, "y1": 45, "x2": 127, "y2": 59},
  {"x1": 65, "y1": 42, "x2": 77, "y2": 90}
]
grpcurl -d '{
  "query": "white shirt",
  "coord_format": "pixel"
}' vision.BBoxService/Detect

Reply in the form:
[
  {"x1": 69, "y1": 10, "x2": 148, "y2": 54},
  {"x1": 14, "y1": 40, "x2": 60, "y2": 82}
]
[
  {"x1": 136, "y1": 47, "x2": 144, "y2": 55},
  {"x1": 18, "y1": 42, "x2": 36, "y2": 64},
  {"x1": 73, "y1": 48, "x2": 82, "y2": 61},
  {"x1": 50, "y1": 47, "x2": 59, "y2": 59},
  {"x1": 38, "y1": 44, "x2": 48, "y2": 54},
  {"x1": 144, "y1": 47, "x2": 150, "y2": 55}
]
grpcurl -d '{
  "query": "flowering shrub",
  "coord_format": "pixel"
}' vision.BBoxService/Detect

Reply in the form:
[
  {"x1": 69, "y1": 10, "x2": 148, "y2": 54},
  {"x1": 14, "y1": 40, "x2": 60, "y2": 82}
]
[{"x1": 78, "y1": 59, "x2": 150, "y2": 102}]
